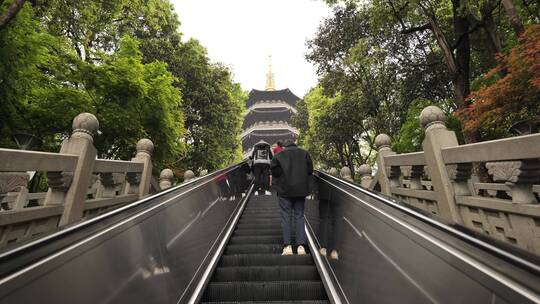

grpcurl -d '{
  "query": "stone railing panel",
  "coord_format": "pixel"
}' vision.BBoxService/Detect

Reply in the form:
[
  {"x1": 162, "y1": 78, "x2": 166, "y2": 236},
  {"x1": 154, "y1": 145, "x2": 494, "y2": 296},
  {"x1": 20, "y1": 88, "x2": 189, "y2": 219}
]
[
  {"x1": 0, "y1": 149, "x2": 78, "y2": 172},
  {"x1": 93, "y1": 159, "x2": 144, "y2": 173},
  {"x1": 384, "y1": 152, "x2": 426, "y2": 167},
  {"x1": 371, "y1": 105, "x2": 540, "y2": 255},
  {"x1": 0, "y1": 113, "x2": 156, "y2": 248},
  {"x1": 0, "y1": 206, "x2": 63, "y2": 246},
  {"x1": 441, "y1": 133, "x2": 540, "y2": 163}
]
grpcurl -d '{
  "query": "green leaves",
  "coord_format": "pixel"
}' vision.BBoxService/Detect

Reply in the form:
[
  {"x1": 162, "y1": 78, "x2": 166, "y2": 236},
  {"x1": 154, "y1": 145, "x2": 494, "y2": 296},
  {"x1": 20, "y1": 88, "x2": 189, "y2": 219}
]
[
  {"x1": 84, "y1": 35, "x2": 185, "y2": 168},
  {"x1": 1, "y1": 1, "x2": 245, "y2": 176}
]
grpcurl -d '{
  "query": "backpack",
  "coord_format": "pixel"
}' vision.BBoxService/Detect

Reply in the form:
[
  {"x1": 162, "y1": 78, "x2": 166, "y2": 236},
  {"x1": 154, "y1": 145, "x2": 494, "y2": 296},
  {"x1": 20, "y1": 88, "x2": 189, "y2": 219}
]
[{"x1": 252, "y1": 142, "x2": 272, "y2": 165}]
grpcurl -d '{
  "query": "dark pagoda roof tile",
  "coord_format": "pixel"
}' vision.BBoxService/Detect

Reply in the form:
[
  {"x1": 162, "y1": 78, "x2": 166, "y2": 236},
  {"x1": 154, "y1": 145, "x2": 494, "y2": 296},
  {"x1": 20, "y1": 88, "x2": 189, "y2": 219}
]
[
  {"x1": 242, "y1": 110, "x2": 293, "y2": 129},
  {"x1": 246, "y1": 88, "x2": 300, "y2": 108}
]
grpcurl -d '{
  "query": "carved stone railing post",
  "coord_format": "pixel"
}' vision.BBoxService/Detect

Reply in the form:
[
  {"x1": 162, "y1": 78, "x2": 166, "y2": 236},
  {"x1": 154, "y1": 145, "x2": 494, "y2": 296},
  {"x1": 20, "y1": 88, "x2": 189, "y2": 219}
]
[
  {"x1": 99, "y1": 172, "x2": 116, "y2": 198},
  {"x1": 46, "y1": 113, "x2": 98, "y2": 226},
  {"x1": 420, "y1": 106, "x2": 461, "y2": 223},
  {"x1": 131, "y1": 139, "x2": 153, "y2": 199},
  {"x1": 485, "y1": 160, "x2": 540, "y2": 204},
  {"x1": 340, "y1": 166, "x2": 353, "y2": 182},
  {"x1": 200, "y1": 169, "x2": 208, "y2": 177},
  {"x1": 184, "y1": 170, "x2": 195, "y2": 182},
  {"x1": 389, "y1": 166, "x2": 402, "y2": 188},
  {"x1": 409, "y1": 165, "x2": 424, "y2": 190},
  {"x1": 375, "y1": 134, "x2": 395, "y2": 196},
  {"x1": 447, "y1": 163, "x2": 473, "y2": 196},
  {"x1": 0, "y1": 172, "x2": 30, "y2": 210},
  {"x1": 328, "y1": 167, "x2": 338, "y2": 177},
  {"x1": 159, "y1": 169, "x2": 174, "y2": 190},
  {"x1": 358, "y1": 164, "x2": 372, "y2": 188}
]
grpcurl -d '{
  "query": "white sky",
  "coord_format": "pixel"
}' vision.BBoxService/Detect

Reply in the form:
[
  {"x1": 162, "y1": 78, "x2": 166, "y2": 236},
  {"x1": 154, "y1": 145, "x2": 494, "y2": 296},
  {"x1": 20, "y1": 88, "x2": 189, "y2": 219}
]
[{"x1": 171, "y1": 0, "x2": 332, "y2": 97}]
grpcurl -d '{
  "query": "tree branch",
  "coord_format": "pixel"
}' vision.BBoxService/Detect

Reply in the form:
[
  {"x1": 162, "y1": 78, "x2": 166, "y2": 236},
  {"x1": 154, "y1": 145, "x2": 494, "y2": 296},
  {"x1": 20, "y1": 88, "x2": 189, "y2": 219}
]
[
  {"x1": 401, "y1": 23, "x2": 432, "y2": 34},
  {"x1": 0, "y1": 0, "x2": 26, "y2": 29},
  {"x1": 451, "y1": 22, "x2": 484, "y2": 51}
]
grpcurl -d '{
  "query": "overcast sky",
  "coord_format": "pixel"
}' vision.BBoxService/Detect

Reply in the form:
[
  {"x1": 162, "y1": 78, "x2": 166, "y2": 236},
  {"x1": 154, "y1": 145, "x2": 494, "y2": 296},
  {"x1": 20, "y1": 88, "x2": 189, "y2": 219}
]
[{"x1": 171, "y1": 0, "x2": 332, "y2": 97}]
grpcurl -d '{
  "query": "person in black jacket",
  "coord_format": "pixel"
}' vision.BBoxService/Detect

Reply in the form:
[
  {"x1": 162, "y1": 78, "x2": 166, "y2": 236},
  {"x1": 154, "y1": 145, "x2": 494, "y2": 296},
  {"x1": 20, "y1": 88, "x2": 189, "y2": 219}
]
[
  {"x1": 270, "y1": 140, "x2": 313, "y2": 256},
  {"x1": 250, "y1": 140, "x2": 273, "y2": 195}
]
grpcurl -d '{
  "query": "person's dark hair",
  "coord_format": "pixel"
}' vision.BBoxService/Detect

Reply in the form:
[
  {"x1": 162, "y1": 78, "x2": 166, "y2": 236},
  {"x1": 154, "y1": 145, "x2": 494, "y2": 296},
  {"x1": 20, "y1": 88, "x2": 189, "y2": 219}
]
[
  {"x1": 283, "y1": 139, "x2": 296, "y2": 147},
  {"x1": 277, "y1": 141, "x2": 283, "y2": 147}
]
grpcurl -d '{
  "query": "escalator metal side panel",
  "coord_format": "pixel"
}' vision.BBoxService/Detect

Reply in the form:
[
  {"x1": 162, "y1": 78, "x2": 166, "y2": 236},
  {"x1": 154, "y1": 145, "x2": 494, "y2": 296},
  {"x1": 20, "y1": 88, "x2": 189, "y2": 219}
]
[
  {"x1": 306, "y1": 172, "x2": 540, "y2": 304},
  {"x1": 187, "y1": 184, "x2": 254, "y2": 304},
  {"x1": 305, "y1": 219, "x2": 344, "y2": 304},
  {"x1": 0, "y1": 166, "x2": 250, "y2": 304}
]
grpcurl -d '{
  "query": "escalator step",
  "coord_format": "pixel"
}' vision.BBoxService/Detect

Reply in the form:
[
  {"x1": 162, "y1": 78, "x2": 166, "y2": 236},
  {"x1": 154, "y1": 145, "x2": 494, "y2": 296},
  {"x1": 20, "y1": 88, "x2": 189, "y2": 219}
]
[
  {"x1": 225, "y1": 244, "x2": 283, "y2": 254},
  {"x1": 242, "y1": 210, "x2": 280, "y2": 214},
  {"x1": 212, "y1": 265, "x2": 319, "y2": 282},
  {"x1": 233, "y1": 229, "x2": 283, "y2": 236},
  {"x1": 243, "y1": 208, "x2": 280, "y2": 212},
  {"x1": 202, "y1": 281, "x2": 327, "y2": 302},
  {"x1": 239, "y1": 219, "x2": 281, "y2": 225},
  {"x1": 240, "y1": 217, "x2": 280, "y2": 221},
  {"x1": 219, "y1": 254, "x2": 313, "y2": 267},
  {"x1": 237, "y1": 223, "x2": 282, "y2": 229},
  {"x1": 242, "y1": 212, "x2": 280, "y2": 216},
  {"x1": 229, "y1": 236, "x2": 283, "y2": 245},
  {"x1": 201, "y1": 194, "x2": 328, "y2": 303},
  {"x1": 201, "y1": 301, "x2": 330, "y2": 304}
]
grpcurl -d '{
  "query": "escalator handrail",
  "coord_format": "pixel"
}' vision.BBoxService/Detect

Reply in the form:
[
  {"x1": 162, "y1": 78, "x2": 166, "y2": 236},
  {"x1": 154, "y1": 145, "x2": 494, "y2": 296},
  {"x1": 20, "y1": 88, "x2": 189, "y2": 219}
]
[
  {"x1": 314, "y1": 170, "x2": 540, "y2": 276},
  {"x1": 0, "y1": 162, "x2": 247, "y2": 262}
]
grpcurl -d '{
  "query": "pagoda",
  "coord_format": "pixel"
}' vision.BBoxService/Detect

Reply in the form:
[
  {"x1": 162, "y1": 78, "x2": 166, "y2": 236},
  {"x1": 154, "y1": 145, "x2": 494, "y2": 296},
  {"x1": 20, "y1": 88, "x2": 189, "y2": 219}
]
[{"x1": 242, "y1": 59, "x2": 300, "y2": 156}]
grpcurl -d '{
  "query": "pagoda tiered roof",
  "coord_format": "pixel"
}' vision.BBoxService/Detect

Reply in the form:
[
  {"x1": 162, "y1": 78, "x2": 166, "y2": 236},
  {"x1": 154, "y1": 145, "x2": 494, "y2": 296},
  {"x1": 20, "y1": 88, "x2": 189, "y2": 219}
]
[
  {"x1": 246, "y1": 89, "x2": 300, "y2": 108},
  {"x1": 242, "y1": 87, "x2": 300, "y2": 154},
  {"x1": 242, "y1": 108, "x2": 293, "y2": 129}
]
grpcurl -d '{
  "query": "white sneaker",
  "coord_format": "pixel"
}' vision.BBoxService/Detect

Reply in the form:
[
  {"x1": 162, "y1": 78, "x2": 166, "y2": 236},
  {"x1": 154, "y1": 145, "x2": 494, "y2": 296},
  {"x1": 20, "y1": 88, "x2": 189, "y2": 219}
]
[
  {"x1": 297, "y1": 245, "x2": 306, "y2": 256},
  {"x1": 330, "y1": 249, "x2": 339, "y2": 260},
  {"x1": 265, "y1": 190, "x2": 271, "y2": 195},
  {"x1": 319, "y1": 247, "x2": 327, "y2": 257},
  {"x1": 282, "y1": 245, "x2": 293, "y2": 256}
]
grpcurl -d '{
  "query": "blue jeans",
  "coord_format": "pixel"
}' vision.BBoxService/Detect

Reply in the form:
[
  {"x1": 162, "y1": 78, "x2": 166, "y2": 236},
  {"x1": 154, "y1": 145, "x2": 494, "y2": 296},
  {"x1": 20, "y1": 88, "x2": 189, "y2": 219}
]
[{"x1": 278, "y1": 196, "x2": 307, "y2": 246}]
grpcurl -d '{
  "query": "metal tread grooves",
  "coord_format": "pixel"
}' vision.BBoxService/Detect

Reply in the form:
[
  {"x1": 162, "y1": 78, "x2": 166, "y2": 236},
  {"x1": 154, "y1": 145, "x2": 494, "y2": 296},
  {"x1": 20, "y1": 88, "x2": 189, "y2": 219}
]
[{"x1": 200, "y1": 194, "x2": 329, "y2": 303}]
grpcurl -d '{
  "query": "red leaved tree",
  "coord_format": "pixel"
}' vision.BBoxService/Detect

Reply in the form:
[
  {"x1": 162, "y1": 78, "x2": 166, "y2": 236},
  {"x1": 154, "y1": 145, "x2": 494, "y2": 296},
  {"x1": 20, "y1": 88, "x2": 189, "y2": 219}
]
[{"x1": 456, "y1": 25, "x2": 540, "y2": 140}]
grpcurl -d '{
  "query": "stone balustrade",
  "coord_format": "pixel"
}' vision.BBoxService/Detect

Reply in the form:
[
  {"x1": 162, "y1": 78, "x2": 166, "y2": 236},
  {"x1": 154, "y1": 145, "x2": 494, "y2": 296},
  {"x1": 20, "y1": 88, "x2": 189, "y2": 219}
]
[
  {"x1": 364, "y1": 105, "x2": 540, "y2": 255},
  {"x1": 0, "y1": 113, "x2": 155, "y2": 247}
]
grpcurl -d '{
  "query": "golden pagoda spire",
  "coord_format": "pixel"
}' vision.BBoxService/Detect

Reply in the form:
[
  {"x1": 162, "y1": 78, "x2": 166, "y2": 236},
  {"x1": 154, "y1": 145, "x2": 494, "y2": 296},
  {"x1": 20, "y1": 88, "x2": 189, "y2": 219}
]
[{"x1": 265, "y1": 55, "x2": 275, "y2": 91}]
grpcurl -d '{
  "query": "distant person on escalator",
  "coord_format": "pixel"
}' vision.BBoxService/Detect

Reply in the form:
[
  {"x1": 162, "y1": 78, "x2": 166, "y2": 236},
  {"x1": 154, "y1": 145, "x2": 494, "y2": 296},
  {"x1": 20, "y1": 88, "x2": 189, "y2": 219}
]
[
  {"x1": 272, "y1": 141, "x2": 284, "y2": 154},
  {"x1": 270, "y1": 139, "x2": 313, "y2": 256},
  {"x1": 250, "y1": 140, "x2": 273, "y2": 195}
]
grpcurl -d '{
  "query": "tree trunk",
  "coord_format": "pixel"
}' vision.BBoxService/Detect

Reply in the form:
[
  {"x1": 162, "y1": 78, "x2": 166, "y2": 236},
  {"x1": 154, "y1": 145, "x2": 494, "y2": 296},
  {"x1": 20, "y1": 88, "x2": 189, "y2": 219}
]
[
  {"x1": 501, "y1": 0, "x2": 525, "y2": 36},
  {"x1": 452, "y1": 0, "x2": 471, "y2": 109},
  {"x1": 481, "y1": 1, "x2": 503, "y2": 55},
  {"x1": 0, "y1": 0, "x2": 26, "y2": 29},
  {"x1": 423, "y1": 12, "x2": 468, "y2": 108},
  {"x1": 481, "y1": 1, "x2": 508, "y2": 76}
]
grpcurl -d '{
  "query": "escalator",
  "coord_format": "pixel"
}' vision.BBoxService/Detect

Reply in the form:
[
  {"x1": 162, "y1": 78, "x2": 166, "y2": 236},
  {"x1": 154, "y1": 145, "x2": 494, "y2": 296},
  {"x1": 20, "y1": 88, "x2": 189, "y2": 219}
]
[
  {"x1": 0, "y1": 162, "x2": 538, "y2": 303},
  {"x1": 201, "y1": 194, "x2": 329, "y2": 303}
]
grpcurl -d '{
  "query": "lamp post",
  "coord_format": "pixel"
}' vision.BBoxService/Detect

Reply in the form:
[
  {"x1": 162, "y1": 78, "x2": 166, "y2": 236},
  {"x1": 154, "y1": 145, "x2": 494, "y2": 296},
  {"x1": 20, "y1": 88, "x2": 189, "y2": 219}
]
[{"x1": 12, "y1": 133, "x2": 42, "y2": 151}]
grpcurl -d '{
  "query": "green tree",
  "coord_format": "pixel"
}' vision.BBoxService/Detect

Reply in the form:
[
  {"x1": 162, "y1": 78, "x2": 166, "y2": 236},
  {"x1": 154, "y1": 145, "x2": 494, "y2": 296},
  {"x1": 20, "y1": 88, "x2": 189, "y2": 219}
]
[
  {"x1": 2, "y1": 0, "x2": 246, "y2": 174},
  {"x1": 0, "y1": 4, "x2": 91, "y2": 150},
  {"x1": 141, "y1": 37, "x2": 246, "y2": 172},
  {"x1": 82, "y1": 36, "x2": 185, "y2": 169},
  {"x1": 294, "y1": 87, "x2": 376, "y2": 175}
]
